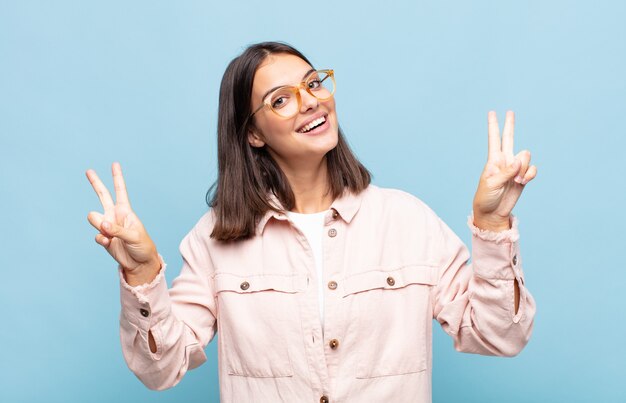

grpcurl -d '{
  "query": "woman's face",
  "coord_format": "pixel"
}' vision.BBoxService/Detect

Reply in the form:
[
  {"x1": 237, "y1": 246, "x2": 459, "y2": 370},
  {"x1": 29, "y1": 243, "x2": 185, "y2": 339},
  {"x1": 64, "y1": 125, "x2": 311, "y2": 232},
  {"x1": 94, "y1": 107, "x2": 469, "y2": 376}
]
[{"x1": 248, "y1": 53, "x2": 339, "y2": 170}]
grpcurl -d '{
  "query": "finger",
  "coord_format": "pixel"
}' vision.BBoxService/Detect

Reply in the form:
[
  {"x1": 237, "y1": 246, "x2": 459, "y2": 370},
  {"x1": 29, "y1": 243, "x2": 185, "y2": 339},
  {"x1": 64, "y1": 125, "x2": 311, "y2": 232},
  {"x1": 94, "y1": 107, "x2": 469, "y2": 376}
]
[
  {"x1": 502, "y1": 110, "x2": 515, "y2": 158},
  {"x1": 485, "y1": 157, "x2": 521, "y2": 189},
  {"x1": 95, "y1": 233, "x2": 111, "y2": 247},
  {"x1": 112, "y1": 162, "x2": 131, "y2": 206},
  {"x1": 487, "y1": 110, "x2": 501, "y2": 160},
  {"x1": 521, "y1": 165, "x2": 537, "y2": 185},
  {"x1": 87, "y1": 211, "x2": 105, "y2": 232},
  {"x1": 513, "y1": 150, "x2": 531, "y2": 184},
  {"x1": 100, "y1": 219, "x2": 137, "y2": 244},
  {"x1": 498, "y1": 158, "x2": 521, "y2": 183},
  {"x1": 86, "y1": 169, "x2": 115, "y2": 212}
]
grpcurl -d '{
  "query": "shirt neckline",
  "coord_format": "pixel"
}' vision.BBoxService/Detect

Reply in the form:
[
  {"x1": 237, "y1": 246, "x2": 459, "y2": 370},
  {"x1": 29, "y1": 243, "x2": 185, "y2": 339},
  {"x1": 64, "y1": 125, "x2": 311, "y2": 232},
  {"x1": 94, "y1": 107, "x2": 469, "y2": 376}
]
[{"x1": 286, "y1": 209, "x2": 330, "y2": 217}]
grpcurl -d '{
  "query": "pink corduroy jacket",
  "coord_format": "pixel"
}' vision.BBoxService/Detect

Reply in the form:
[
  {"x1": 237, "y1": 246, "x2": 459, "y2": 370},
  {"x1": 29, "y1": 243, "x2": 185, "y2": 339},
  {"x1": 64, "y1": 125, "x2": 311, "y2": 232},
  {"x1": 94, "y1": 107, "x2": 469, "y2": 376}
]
[{"x1": 118, "y1": 184, "x2": 535, "y2": 403}]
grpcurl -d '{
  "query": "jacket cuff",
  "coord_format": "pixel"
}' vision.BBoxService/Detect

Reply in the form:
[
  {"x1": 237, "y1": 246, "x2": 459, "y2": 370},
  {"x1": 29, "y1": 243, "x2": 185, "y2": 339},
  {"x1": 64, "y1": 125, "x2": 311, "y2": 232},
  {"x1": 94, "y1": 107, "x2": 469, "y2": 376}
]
[
  {"x1": 467, "y1": 213, "x2": 520, "y2": 243},
  {"x1": 118, "y1": 254, "x2": 172, "y2": 331},
  {"x1": 467, "y1": 213, "x2": 522, "y2": 281}
]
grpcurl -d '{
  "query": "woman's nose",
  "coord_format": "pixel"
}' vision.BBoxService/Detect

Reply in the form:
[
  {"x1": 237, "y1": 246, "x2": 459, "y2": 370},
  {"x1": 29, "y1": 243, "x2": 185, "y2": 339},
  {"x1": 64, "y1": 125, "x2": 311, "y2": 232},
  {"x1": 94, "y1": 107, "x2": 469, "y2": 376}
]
[{"x1": 299, "y1": 87, "x2": 319, "y2": 112}]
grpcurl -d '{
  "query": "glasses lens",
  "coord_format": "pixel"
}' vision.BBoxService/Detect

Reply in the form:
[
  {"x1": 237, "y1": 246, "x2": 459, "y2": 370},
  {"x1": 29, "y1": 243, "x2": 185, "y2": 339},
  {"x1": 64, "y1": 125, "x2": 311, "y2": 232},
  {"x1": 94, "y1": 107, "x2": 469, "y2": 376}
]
[
  {"x1": 265, "y1": 71, "x2": 335, "y2": 118},
  {"x1": 307, "y1": 71, "x2": 335, "y2": 101},
  {"x1": 268, "y1": 88, "x2": 299, "y2": 118}
]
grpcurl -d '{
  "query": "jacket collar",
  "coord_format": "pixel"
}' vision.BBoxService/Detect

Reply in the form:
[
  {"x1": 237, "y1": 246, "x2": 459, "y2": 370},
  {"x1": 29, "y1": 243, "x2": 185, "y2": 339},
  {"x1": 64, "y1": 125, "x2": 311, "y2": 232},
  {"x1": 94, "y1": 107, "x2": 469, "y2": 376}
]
[{"x1": 257, "y1": 186, "x2": 367, "y2": 235}]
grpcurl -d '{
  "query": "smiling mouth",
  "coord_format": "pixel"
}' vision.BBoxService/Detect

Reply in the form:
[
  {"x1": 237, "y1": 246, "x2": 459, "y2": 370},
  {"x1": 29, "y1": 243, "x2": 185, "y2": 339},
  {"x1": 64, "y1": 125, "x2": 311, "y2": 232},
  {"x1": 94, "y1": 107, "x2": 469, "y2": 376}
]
[{"x1": 297, "y1": 115, "x2": 327, "y2": 133}]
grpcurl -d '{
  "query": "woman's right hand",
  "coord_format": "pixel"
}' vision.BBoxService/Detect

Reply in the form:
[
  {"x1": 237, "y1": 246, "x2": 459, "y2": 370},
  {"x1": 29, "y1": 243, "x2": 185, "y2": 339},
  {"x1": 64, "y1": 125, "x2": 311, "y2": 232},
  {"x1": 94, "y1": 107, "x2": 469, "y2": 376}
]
[{"x1": 86, "y1": 162, "x2": 161, "y2": 286}]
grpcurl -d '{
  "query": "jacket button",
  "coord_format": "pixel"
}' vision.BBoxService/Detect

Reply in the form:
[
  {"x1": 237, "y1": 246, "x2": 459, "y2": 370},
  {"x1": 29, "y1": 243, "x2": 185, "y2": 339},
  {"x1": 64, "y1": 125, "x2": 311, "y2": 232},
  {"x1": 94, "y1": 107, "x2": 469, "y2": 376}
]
[
  {"x1": 386, "y1": 276, "x2": 395, "y2": 286},
  {"x1": 328, "y1": 228, "x2": 337, "y2": 237},
  {"x1": 320, "y1": 396, "x2": 329, "y2": 403},
  {"x1": 240, "y1": 281, "x2": 250, "y2": 290},
  {"x1": 512, "y1": 255, "x2": 518, "y2": 265},
  {"x1": 331, "y1": 209, "x2": 339, "y2": 219},
  {"x1": 328, "y1": 280, "x2": 337, "y2": 290},
  {"x1": 329, "y1": 338, "x2": 339, "y2": 349},
  {"x1": 140, "y1": 308, "x2": 150, "y2": 318}
]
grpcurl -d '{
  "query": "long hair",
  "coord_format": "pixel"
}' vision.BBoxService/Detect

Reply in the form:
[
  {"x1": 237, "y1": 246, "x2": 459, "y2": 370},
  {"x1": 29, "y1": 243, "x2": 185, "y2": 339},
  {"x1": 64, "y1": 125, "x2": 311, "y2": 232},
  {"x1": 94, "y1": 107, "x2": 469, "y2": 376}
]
[{"x1": 207, "y1": 41, "x2": 371, "y2": 241}]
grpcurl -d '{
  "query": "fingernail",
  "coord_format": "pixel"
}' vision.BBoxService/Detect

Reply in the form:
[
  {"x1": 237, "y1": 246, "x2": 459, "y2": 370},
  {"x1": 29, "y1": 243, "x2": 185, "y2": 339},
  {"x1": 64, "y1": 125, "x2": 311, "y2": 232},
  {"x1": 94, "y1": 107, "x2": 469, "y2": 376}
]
[
  {"x1": 102, "y1": 221, "x2": 110, "y2": 230},
  {"x1": 514, "y1": 176, "x2": 523, "y2": 183}
]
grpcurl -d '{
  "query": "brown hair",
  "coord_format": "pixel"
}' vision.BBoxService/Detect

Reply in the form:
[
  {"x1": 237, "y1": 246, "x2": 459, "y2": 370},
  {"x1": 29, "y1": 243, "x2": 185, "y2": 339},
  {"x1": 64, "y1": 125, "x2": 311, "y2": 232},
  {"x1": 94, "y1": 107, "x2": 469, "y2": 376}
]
[{"x1": 206, "y1": 41, "x2": 371, "y2": 241}]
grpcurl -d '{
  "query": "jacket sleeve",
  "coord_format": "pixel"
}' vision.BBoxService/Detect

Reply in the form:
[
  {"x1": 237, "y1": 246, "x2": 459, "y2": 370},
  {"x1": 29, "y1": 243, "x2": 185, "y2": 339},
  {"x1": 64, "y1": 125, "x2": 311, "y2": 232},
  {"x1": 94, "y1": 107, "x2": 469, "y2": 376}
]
[
  {"x1": 432, "y1": 213, "x2": 536, "y2": 357},
  {"x1": 118, "y1": 216, "x2": 217, "y2": 390}
]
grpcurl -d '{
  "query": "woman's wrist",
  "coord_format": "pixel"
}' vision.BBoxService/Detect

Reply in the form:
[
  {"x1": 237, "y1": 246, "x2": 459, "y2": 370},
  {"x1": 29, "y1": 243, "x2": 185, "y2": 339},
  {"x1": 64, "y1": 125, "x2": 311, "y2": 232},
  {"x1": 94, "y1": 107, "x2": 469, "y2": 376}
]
[
  {"x1": 472, "y1": 212, "x2": 511, "y2": 232},
  {"x1": 123, "y1": 256, "x2": 162, "y2": 287}
]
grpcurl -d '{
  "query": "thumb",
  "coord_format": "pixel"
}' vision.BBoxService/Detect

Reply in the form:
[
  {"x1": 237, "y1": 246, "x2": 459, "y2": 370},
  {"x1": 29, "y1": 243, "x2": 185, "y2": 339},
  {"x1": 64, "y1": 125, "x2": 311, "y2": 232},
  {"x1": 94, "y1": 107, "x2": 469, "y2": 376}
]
[
  {"x1": 101, "y1": 220, "x2": 136, "y2": 243},
  {"x1": 499, "y1": 158, "x2": 521, "y2": 182}
]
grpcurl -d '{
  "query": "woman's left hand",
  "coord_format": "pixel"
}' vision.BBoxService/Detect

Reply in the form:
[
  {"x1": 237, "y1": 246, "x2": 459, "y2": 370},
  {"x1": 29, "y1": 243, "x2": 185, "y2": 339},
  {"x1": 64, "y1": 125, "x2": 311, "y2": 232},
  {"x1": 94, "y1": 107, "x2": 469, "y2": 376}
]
[{"x1": 472, "y1": 110, "x2": 538, "y2": 231}]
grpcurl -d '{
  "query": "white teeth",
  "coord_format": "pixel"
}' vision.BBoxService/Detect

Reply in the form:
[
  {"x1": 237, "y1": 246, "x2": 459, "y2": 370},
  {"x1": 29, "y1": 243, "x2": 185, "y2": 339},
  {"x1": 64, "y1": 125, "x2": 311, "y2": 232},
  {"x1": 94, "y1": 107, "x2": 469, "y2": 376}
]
[{"x1": 299, "y1": 116, "x2": 326, "y2": 133}]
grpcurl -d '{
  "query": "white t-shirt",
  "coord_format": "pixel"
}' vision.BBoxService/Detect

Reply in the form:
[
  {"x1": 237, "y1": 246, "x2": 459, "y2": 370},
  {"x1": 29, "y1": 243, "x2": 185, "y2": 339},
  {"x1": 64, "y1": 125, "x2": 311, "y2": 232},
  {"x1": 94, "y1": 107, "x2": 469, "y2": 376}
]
[{"x1": 286, "y1": 209, "x2": 328, "y2": 329}]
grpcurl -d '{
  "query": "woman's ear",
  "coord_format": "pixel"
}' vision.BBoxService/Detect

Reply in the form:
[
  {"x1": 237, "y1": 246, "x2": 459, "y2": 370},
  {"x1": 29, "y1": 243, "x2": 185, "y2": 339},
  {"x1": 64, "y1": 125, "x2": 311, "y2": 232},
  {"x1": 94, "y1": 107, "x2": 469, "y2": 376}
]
[{"x1": 247, "y1": 127, "x2": 265, "y2": 148}]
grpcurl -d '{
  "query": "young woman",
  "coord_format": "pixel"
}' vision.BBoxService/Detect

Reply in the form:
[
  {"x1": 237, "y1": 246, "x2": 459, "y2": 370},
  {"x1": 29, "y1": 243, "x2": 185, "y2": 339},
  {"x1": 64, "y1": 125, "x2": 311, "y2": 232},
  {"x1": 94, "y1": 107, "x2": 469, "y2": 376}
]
[{"x1": 86, "y1": 42, "x2": 537, "y2": 403}]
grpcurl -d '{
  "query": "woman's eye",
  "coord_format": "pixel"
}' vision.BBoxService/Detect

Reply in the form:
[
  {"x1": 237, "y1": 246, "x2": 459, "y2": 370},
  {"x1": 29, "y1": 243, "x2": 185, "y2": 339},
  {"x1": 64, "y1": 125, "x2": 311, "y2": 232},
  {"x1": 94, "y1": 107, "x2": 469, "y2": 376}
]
[
  {"x1": 272, "y1": 96, "x2": 287, "y2": 109},
  {"x1": 308, "y1": 79, "x2": 322, "y2": 89}
]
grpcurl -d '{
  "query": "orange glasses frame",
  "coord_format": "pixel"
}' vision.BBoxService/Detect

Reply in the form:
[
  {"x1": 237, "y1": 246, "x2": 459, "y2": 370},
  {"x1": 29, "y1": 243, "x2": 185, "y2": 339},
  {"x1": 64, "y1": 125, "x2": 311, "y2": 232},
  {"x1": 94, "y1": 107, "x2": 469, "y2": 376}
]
[{"x1": 248, "y1": 69, "x2": 335, "y2": 119}]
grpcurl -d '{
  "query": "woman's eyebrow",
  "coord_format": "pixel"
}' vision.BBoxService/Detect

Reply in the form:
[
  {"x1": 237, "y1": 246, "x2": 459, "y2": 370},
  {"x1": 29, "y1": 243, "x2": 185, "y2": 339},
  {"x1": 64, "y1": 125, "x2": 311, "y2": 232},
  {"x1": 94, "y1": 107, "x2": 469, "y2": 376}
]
[{"x1": 261, "y1": 68, "x2": 316, "y2": 101}]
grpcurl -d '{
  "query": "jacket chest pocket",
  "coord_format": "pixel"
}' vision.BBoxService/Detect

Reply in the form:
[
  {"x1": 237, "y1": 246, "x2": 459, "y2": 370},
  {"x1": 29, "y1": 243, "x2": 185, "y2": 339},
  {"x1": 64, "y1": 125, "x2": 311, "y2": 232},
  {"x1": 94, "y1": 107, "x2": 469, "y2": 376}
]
[
  {"x1": 343, "y1": 265, "x2": 439, "y2": 378},
  {"x1": 214, "y1": 272, "x2": 306, "y2": 378}
]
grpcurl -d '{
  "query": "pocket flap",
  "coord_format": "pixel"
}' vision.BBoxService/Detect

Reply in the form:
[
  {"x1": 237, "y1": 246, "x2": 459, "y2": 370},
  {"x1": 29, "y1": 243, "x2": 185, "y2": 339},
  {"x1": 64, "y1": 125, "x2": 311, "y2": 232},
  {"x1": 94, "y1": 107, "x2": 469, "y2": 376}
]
[
  {"x1": 214, "y1": 272, "x2": 307, "y2": 294},
  {"x1": 342, "y1": 265, "x2": 438, "y2": 297}
]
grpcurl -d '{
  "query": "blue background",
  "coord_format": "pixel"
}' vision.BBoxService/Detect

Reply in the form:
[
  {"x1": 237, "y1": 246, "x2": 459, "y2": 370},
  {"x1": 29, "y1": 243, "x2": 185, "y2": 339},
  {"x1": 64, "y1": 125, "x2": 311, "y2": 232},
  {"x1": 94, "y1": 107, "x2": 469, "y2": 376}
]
[{"x1": 1, "y1": 0, "x2": 624, "y2": 402}]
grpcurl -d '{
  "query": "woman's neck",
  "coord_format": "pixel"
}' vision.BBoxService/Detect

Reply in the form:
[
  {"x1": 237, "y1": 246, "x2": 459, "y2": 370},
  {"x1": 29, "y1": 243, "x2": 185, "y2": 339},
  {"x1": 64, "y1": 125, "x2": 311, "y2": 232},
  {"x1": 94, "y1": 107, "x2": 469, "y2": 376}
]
[{"x1": 281, "y1": 158, "x2": 333, "y2": 214}]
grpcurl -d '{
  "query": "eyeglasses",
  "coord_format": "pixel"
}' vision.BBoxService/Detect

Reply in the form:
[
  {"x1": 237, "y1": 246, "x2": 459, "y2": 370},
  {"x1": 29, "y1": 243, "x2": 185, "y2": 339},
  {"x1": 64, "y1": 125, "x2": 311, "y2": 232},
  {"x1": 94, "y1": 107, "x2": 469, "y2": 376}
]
[{"x1": 249, "y1": 69, "x2": 335, "y2": 119}]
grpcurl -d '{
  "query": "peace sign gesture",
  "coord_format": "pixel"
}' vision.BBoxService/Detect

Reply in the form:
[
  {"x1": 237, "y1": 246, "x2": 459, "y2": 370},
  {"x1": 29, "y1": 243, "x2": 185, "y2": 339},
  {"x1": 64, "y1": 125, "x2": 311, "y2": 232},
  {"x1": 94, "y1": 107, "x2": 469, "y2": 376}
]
[
  {"x1": 86, "y1": 162, "x2": 161, "y2": 286},
  {"x1": 472, "y1": 111, "x2": 538, "y2": 231}
]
